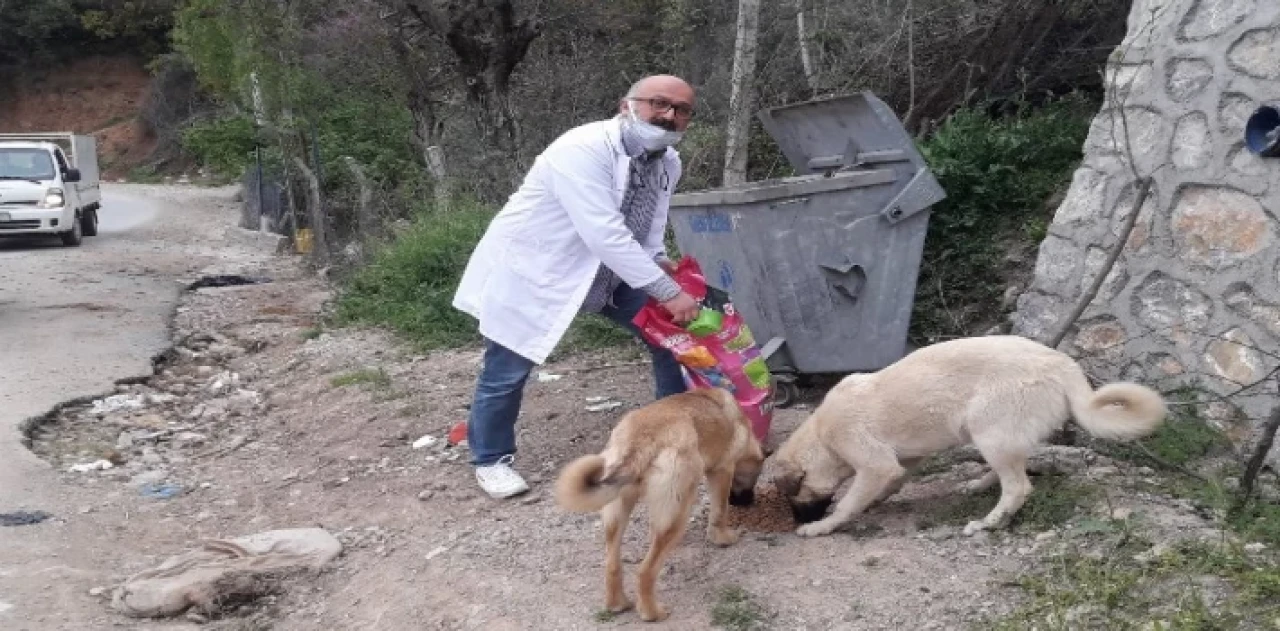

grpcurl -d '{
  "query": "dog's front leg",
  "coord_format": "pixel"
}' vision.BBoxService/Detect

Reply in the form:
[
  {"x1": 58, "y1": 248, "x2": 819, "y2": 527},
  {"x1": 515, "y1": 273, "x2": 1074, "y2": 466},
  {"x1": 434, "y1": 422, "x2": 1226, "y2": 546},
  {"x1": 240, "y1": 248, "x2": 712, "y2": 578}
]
[
  {"x1": 963, "y1": 451, "x2": 1031, "y2": 536},
  {"x1": 704, "y1": 468, "x2": 740, "y2": 547},
  {"x1": 796, "y1": 467, "x2": 902, "y2": 538}
]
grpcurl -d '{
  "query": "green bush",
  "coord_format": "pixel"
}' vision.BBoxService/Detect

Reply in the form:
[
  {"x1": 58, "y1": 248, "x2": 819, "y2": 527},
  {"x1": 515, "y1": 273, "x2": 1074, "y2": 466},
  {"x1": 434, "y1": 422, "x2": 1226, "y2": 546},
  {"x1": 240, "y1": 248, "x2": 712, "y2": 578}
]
[
  {"x1": 335, "y1": 198, "x2": 653, "y2": 356},
  {"x1": 308, "y1": 92, "x2": 422, "y2": 195},
  {"x1": 911, "y1": 93, "x2": 1097, "y2": 342},
  {"x1": 1100, "y1": 388, "x2": 1234, "y2": 467},
  {"x1": 181, "y1": 115, "x2": 257, "y2": 178},
  {"x1": 334, "y1": 200, "x2": 495, "y2": 350}
]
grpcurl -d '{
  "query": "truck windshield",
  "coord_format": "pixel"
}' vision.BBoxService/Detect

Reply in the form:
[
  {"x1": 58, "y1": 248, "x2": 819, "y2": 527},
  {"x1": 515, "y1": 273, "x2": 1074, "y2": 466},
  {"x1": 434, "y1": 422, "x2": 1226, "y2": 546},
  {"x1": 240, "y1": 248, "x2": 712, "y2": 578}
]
[{"x1": 0, "y1": 149, "x2": 57, "y2": 181}]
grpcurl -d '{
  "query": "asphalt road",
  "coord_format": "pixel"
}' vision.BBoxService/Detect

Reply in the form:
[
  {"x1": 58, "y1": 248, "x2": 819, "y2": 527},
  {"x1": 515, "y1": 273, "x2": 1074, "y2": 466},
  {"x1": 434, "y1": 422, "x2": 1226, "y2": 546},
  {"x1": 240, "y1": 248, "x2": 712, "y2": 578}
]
[{"x1": 0, "y1": 183, "x2": 259, "y2": 629}]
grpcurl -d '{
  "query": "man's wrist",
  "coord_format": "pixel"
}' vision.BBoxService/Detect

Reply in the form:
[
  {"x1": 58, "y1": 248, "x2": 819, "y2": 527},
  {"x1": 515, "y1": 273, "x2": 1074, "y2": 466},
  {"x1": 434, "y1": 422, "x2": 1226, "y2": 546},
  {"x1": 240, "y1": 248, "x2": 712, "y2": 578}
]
[{"x1": 642, "y1": 275, "x2": 682, "y2": 302}]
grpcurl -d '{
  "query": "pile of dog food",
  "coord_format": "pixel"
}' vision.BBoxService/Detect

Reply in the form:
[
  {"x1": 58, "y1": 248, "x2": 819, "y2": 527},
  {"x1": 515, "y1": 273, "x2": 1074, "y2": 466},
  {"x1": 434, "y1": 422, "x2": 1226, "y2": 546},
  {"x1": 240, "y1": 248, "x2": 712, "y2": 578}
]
[{"x1": 728, "y1": 484, "x2": 796, "y2": 533}]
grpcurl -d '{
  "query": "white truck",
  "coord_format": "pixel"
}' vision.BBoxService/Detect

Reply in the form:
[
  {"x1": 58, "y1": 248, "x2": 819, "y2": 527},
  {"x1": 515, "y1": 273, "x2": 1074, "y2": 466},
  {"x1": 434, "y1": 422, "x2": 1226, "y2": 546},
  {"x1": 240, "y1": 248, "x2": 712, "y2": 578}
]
[{"x1": 0, "y1": 133, "x2": 101, "y2": 246}]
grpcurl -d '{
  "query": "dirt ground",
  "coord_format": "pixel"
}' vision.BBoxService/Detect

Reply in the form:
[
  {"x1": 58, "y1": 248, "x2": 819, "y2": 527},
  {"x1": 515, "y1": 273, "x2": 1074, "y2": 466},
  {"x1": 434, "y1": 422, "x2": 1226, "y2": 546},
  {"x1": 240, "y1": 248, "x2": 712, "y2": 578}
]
[
  {"x1": 0, "y1": 55, "x2": 157, "y2": 178},
  {"x1": 18, "y1": 186, "x2": 1272, "y2": 630}
]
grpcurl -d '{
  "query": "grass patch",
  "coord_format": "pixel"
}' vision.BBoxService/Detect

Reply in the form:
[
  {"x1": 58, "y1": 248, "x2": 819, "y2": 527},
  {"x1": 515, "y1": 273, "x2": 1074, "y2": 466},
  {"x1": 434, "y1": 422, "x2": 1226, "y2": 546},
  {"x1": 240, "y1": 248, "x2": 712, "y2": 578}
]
[
  {"x1": 334, "y1": 200, "x2": 494, "y2": 350},
  {"x1": 126, "y1": 165, "x2": 166, "y2": 184},
  {"x1": 1228, "y1": 500, "x2": 1280, "y2": 550},
  {"x1": 557, "y1": 314, "x2": 637, "y2": 356},
  {"x1": 1136, "y1": 416, "x2": 1234, "y2": 467},
  {"x1": 925, "y1": 474, "x2": 1098, "y2": 532},
  {"x1": 1104, "y1": 391, "x2": 1280, "y2": 549},
  {"x1": 914, "y1": 450, "x2": 984, "y2": 478},
  {"x1": 985, "y1": 394, "x2": 1280, "y2": 629},
  {"x1": 1100, "y1": 388, "x2": 1234, "y2": 468},
  {"x1": 988, "y1": 537, "x2": 1280, "y2": 629},
  {"x1": 711, "y1": 585, "x2": 769, "y2": 630},
  {"x1": 1158, "y1": 470, "x2": 1280, "y2": 549},
  {"x1": 330, "y1": 367, "x2": 391, "y2": 389},
  {"x1": 299, "y1": 327, "x2": 323, "y2": 341},
  {"x1": 592, "y1": 609, "x2": 618, "y2": 623}
]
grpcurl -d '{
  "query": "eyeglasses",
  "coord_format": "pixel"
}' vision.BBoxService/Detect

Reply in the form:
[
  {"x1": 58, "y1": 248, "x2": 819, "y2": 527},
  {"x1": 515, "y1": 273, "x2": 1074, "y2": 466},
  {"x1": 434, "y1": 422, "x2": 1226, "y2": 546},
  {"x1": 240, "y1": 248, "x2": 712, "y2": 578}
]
[{"x1": 629, "y1": 96, "x2": 696, "y2": 120}]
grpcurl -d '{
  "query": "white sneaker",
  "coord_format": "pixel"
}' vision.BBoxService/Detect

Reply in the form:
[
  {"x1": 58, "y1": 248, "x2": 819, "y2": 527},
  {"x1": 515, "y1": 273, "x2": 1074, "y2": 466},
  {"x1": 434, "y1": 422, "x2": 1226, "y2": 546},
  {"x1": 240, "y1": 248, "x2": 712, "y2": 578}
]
[{"x1": 475, "y1": 455, "x2": 530, "y2": 499}]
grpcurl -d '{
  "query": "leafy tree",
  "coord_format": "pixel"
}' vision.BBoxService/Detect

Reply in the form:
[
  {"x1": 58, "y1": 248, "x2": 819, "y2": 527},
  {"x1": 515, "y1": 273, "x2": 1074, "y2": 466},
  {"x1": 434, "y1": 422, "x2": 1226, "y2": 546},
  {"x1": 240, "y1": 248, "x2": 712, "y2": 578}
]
[{"x1": 0, "y1": 0, "x2": 77, "y2": 70}]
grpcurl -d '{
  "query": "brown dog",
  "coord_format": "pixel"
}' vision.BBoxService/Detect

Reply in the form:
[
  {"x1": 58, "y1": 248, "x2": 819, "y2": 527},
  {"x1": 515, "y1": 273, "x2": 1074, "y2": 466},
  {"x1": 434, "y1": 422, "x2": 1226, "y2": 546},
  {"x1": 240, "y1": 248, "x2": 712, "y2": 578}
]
[{"x1": 554, "y1": 388, "x2": 765, "y2": 622}]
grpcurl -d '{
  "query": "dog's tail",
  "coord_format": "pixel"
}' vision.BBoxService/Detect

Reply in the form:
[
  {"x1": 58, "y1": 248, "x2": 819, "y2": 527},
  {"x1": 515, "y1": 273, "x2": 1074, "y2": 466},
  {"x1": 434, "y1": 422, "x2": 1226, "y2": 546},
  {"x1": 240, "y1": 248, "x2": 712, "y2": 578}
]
[
  {"x1": 1065, "y1": 369, "x2": 1168, "y2": 442},
  {"x1": 554, "y1": 455, "x2": 630, "y2": 513}
]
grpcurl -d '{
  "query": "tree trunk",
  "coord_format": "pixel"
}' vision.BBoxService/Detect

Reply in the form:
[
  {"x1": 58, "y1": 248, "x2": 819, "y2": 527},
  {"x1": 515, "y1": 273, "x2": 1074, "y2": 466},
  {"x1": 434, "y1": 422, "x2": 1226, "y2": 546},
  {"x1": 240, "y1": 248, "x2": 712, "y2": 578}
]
[
  {"x1": 398, "y1": 0, "x2": 541, "y2": 171},
  {"x1": 390, "y1": 34, "x2": 447, "y2": 167},
  {"x1": 342, "y1": 156, "x2": 375, "y2": 243},
  {"x1": 293, "y1": 156, "x2": 328, "y2": 266},
  {"x1": 426, "y1": 145, "x2": 450, "y2": 210},
  {"x1": 409, "y1": 96, "x2": 444, "y2": 164},
  {"x1": 723, "y1": 0, "x2": 762, "y2": 187},
  {"x1": 796, "y1": 0, "x2": 818, "y2": 96}
]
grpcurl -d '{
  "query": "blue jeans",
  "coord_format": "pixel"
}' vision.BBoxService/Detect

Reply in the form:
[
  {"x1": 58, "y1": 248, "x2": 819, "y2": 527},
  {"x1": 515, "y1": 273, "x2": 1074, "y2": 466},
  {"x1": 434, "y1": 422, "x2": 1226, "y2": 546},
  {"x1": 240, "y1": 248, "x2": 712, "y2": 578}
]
[{"x1": 467, "y1": 283, "x2": 688, "y2": 466}]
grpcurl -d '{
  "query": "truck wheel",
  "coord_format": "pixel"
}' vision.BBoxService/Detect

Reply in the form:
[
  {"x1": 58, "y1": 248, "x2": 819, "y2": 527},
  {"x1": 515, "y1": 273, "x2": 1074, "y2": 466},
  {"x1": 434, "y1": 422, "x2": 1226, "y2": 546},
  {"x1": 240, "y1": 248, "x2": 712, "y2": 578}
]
[
  {"x1": 60, "y1": 212, "x2": 84, "y2": 247},
  {"x1": 81, "y1": 208, "x2": 98, "y2": 237}
]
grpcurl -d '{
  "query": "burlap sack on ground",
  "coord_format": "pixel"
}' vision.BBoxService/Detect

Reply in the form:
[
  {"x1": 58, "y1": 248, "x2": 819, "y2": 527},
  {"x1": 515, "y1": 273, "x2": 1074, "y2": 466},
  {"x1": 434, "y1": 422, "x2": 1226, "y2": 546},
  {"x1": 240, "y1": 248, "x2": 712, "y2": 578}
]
[{"x1": 111, "y1": 527, "x2": 342, "y2": 618}]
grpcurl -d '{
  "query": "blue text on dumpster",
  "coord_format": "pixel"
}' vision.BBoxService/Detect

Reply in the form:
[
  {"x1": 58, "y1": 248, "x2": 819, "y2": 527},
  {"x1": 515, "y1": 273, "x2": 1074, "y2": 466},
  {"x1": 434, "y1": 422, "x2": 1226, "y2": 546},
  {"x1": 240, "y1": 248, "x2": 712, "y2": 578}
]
[
  {"x1": 689, "y1": 212, "x2": 733, "y2": 234},
  {"x1": 718, "y1": 260, "x2": 735, "y2": 290}
]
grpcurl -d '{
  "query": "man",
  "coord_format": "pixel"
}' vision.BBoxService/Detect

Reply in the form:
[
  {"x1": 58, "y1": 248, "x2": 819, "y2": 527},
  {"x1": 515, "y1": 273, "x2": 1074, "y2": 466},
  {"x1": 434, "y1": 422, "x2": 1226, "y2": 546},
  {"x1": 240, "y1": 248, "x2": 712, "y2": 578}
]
[{"x1": 452, "y1": 74, "x2": 703, "y2": 499}]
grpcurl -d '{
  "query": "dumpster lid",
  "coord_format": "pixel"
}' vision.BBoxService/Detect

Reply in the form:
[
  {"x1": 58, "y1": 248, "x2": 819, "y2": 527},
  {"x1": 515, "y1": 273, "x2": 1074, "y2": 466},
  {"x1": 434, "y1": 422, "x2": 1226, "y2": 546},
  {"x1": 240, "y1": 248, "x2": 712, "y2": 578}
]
[
  {"x1": 757, "y1": 92, "x2": 920, "y2": 176},
  {"x1": 670, "y1": 167, "x2": 896, "y2": 207}
]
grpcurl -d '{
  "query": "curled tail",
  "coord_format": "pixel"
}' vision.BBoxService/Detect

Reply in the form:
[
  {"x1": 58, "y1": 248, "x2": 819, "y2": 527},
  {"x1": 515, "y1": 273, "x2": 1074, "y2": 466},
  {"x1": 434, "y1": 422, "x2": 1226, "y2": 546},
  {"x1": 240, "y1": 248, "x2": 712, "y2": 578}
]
[
  {"x1": 1066, "y1": 371, "x2": 1168, "y2": 441},
  {"x1": 555, "y1": 455, "x2": 626, "y2": 513}
]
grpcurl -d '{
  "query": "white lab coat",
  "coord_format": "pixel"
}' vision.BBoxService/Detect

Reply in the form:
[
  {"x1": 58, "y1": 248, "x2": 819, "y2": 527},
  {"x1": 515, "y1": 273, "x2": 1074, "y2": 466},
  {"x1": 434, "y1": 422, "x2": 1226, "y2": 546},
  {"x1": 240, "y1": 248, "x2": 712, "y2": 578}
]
[{"x1": 452, "y1": 117, "x2": 681, "y2": 364}]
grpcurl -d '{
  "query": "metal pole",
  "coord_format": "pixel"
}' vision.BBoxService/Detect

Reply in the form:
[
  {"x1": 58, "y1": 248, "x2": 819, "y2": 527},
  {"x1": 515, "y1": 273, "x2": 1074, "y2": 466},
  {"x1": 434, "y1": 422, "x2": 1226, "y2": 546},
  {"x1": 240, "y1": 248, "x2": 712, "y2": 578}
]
[{"x1": 309, "y1": 120, "x2": 323, "y2": 187}]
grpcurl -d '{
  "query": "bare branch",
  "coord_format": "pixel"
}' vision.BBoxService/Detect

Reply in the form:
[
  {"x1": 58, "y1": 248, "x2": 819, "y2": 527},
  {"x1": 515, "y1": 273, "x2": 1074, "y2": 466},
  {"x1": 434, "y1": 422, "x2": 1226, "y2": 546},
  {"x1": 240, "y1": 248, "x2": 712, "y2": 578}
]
[
  {"x1": 1048, "y1": 177, "x2": 1153, "y2": 348},
  {"x1": 905, "y1": 0, "x2": 916, "y2": 121},
  {"x1": 1234, "y1": 400, "x2": 1280, "y2": 514}
]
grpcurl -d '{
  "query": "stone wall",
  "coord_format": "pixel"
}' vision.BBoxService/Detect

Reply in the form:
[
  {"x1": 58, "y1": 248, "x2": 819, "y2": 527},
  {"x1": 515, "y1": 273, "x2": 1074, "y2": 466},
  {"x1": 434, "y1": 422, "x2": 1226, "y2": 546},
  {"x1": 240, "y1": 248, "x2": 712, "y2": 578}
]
[{"x1": 1011, "y1": 0, "x2": 1280, "y2": 450}]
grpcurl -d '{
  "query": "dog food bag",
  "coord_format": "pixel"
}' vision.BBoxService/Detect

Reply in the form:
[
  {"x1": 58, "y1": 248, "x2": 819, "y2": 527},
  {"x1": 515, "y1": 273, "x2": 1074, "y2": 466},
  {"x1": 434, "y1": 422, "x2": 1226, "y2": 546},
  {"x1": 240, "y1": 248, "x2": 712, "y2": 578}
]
[{"x1": 633, "y1": 257, "x2": 774, "y2": 442}]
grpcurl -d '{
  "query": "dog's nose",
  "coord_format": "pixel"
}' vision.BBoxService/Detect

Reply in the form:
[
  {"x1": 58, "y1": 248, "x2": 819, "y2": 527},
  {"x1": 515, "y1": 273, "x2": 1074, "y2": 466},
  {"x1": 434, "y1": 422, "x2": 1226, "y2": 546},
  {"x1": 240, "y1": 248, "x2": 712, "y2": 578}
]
[
  {"x1": 789, "y1": 499, "x2": 832, "y2": 524},
  {"x1": 728, "y1": 488, "x2": 755, "y2": 507}
]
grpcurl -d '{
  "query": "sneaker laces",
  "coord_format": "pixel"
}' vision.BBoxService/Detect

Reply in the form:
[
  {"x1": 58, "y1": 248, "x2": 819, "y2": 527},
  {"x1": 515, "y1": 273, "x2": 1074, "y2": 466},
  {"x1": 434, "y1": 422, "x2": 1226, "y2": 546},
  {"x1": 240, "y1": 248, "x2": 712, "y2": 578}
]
[{"x1": 478, "y1": 454, "x2": 523, "y2": 486}]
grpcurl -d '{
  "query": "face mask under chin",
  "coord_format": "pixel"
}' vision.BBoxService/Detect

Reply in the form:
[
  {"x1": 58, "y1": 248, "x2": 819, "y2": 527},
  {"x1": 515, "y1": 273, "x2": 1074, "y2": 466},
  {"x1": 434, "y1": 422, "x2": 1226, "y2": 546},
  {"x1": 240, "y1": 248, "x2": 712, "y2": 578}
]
[{"x1": 627, "y1": 108, "x2": 684, "y2": 151}]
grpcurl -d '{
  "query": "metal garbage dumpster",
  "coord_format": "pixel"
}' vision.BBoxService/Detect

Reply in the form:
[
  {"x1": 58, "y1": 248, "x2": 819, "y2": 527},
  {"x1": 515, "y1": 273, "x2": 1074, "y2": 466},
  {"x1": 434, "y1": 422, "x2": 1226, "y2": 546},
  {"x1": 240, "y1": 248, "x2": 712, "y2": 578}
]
[{"x1": 668, "y1": 91, "x2": 946, "y2": 406}]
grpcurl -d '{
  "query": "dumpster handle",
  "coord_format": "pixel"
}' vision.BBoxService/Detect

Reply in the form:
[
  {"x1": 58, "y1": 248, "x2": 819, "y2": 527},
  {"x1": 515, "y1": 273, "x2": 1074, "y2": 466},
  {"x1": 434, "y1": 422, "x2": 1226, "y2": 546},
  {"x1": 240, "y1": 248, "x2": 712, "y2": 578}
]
[{"x1": 770, "y1": 197, "x2": 809, "y2": 209}]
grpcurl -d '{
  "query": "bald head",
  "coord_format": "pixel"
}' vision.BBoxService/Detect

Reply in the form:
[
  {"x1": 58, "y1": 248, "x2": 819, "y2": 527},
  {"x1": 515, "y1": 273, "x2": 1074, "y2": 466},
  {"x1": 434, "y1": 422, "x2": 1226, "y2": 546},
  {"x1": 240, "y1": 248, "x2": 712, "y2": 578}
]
[
  {"x1": 625, "y1": 75, "x2": 693, "y2": 99},
  {"x1": 620, "y1": 74, "x2": 696, "y2": 132}
]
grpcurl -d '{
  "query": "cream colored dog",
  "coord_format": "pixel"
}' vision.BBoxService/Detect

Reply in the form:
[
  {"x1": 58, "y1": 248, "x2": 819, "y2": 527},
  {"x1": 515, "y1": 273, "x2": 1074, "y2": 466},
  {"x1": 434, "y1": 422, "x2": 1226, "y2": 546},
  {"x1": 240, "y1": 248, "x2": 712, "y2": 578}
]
[{"x1": 772, "y1": 335, "x2": 1168, "y2": 538}]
